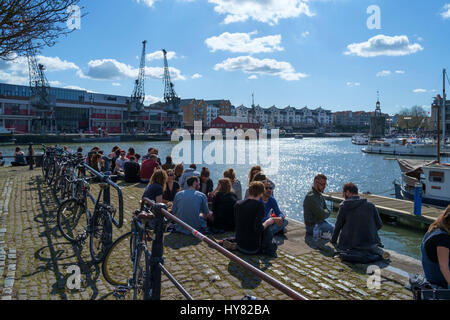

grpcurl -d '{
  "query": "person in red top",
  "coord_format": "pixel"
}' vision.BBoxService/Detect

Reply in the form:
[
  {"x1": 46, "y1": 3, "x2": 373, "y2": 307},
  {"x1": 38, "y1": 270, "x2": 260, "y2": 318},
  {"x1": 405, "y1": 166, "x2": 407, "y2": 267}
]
[{"x1": 140, "y1": 154, "x2": 160, "y2": 183}]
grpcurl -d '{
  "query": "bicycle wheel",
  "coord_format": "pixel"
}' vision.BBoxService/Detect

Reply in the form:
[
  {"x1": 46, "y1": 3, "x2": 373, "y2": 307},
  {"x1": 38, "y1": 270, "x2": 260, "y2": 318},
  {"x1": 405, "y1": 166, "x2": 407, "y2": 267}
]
[
  {"x1": 89, "y1": 207, "x2": 113, "y2": 263},
  {"x1": 53, "y1": 176, "x2": 67, "y2": 205},
  {"x1": 102, "y1": 232, "x2": 134, "y2": 286},
  {"x1": 57, "y1": 199, "x2": 88, "y2": 242},
  {"x1": 133, "y1": 246, "x2": 149, "y2": 300}
]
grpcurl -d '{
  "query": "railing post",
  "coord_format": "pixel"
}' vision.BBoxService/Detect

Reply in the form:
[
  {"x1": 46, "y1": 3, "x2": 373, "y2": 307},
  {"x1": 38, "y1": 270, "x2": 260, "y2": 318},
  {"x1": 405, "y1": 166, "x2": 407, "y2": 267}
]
[
  {"x1": 103, "y1": 184, "x2": 110, "y2": 206},
  {"x1": 150, "y1": 203, "x2": 166, "y2": 300},
  {"x1": 414, "y1": 183, "x2": 422, "y2": 216}
]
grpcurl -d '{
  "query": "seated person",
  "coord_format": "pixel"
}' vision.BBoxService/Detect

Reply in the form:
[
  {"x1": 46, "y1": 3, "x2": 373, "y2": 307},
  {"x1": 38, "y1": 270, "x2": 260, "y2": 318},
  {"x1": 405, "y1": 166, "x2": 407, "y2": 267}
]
[
  {"x1": 261, "y1": 180, "x2": 288, "y2": 235},
  {"x1": 124, "y1": 156, "x2": 141, "y2": 183},
  {"x1": 162, "y1": 155, "x2": 176, "y2": 171},
  {"x1": 139, "y1": 154, "x2": 159, "y2": 184},
  {"x1": 234, "y1": 181, "x2": 278, "y2": 257},
  {"x1": 162, "y1": 169, "x2": 180, "y2": 209},
  {"x1": 179, "y1": 164, "x2": 200, "y2": 190},
  {"x1": 199, "y1": 167, "x2": 214, "y2": 198},
  {"x1": 11, "y1": 147, "x2": 27, "y2": 166},
  {"x1": 142, "y1": 169, "x2": 167, "y2": 203},
  {"x1": 331, "y1": 183, "x2": 387, "y2": 263},
  {"x1": 171, "y1": 176, "x2": 210, "y2": 235},
  {"x1": 303, "y1": 174, "x2": 334, "y2": 239},
  {"x1": 420, "y1": 206, "x2": 450, "y2": 289},
  {"x1": 209, "y1": 178, "x2": 238, "y2": 232},
  {"x1": 114, "y1": 150, "x2": 128, "y2": 178}
]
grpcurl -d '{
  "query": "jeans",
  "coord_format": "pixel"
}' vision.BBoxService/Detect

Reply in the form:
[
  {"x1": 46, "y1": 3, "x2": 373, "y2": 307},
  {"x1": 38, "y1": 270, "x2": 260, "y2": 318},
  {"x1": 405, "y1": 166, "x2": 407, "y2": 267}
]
[
  {"x1": 269, "y1": 219, "x2": 288, "y2": 235},
  {"x1": 306, "y1": 220, "x2": 334, "y2": 236}
]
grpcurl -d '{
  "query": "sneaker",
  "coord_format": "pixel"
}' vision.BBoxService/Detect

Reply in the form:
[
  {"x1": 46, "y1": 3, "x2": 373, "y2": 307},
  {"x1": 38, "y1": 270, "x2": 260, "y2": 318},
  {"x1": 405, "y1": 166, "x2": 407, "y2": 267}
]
[
  {"x1": 320, "y1": 231, "x2": 333, "y2": 241},
  {"x1": 382, "y1": 250, "x2": 391, "y2": 260},
  {"x1": 223, "y1": 240, "x2": 237, "y2": 251}
]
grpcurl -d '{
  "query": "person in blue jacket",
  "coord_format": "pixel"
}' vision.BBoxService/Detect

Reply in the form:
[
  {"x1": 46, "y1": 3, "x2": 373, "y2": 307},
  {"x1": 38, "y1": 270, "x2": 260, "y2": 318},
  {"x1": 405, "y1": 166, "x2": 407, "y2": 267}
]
[{"x1": 261, "y1": 179, "x2": 288, "y2": 235}]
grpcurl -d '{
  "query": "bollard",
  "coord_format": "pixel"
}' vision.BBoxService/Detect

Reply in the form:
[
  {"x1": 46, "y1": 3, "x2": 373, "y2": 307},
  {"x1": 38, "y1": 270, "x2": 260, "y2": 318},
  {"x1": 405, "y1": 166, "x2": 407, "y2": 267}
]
[
  {"x1": 149, "y1": 203, "x2": 167, "y2": 300},
  {"x1": 28, "y1": 143, "x2": 34, "y2": 170},
  {"x1": 413, "y1": 183, "x2": 422, "y2": 216}
]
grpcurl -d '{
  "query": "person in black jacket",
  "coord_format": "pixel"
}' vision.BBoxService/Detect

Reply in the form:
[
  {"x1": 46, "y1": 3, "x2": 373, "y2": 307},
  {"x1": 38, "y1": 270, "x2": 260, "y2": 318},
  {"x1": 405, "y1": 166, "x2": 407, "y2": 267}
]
[
  {"x1": 199, "y1": 167, "x2": 214, "y2": 197},
  {"x1": 124, "y1": 156, "x2": 140, "y2": 183},
  {"x1": 234, "y1": 181, "x2": 278, "y2": 257},
  {"x1": 209, "y1": 178, "x2": 237, "y2": 232},
  {"x1": 331, "y1": 182, "x2": 388, "y2": 263}
]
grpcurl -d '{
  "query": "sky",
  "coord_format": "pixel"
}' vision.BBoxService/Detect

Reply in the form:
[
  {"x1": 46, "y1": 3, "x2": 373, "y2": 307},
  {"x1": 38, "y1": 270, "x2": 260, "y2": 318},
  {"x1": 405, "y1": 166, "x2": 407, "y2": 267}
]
[{"x1": 1, "y1": 0, "x2": 450, "y2": 115}]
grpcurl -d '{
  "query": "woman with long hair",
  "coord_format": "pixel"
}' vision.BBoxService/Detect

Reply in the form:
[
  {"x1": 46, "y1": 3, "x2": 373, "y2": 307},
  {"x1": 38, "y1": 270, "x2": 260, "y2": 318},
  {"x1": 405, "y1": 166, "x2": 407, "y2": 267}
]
[
  {"x1": 248, "y1": 165, "x2": 262, "y2": 184},
  {"x1": 126, "y1": 147, "x2": 136, "y2": 160},
  {"x1": 143, "y1": 169, "x2": 167, "y2": 203},
  {"x1": 210, "y1": 178, "x2": 238, "y2": 232},
  {"x1": 421, "y1": 205, "x2": 450, "y2": 288},
  {"x1": 224, "y1": 168, "x2": 242, "y2": 201},
  {"x1": 162, "y1": 169, "x2": 180, "y2": 205},
  {"x1": 174, "y1": 163, "x2": 184, "y2": 183}
]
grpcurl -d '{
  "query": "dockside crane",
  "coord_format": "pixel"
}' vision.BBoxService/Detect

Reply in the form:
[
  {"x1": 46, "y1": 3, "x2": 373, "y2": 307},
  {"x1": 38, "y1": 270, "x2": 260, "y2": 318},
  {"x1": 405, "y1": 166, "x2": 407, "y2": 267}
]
[
  {"x1": 127, "y1": 40, "x2": 147, "y2": 133},
  {"x1": 26, "y1": 42, "x2": 56, "y2": 133},
  {"x1": 162, "y1": 49, "x2": 182, "y2": 129}
]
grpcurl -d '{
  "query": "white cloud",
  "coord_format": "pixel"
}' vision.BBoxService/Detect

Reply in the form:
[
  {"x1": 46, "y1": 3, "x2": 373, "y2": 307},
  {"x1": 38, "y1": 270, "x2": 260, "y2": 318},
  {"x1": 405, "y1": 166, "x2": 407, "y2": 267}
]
[
  {"x1": 63, "y1": 85, "x2": 88, "y2": 91},
  {"x1": 208, "y1": 0, "x2": 314, "y2": 25},
  {"x1": 48, "y1": 80, "x2": 62, "y2": 87},
  {"x1": 413, "y1": 89, "x2": 427, "y2": 93},
  {"x1": 112, "y1": 82, "x2": 121, "y2": 86},
  {"x1": 301, "y1": 31, "x2": 310, "y2": 38},
  {"x1": 146, "y1": 50, "x2": 177, "y2": 61},
  {"x1": 214, "y1": 55, "x2": 308, "y2": 81},
  {"x1": 136, "y1": 0, "x2": 157, "y2": 7},
  {"x1": 376, "y1": 70, "x2": 391, "y2": 77},
  {"x1": 205, "y1": 31, "x2": 283, "y2": 54},
  {"x1": 248, "y1": 75, "x2": 258, "y2": 80},
  {"x1": 78, "y1": 58, "x2": 185, "y2": 81},
  {"x1": 144, "y1": 94, "x2": 163, "y2": 104},
  {"x1": 346, "y1": 82, "x2": 360, "y2": 87},
  {"x1": 395, "y1": 70, "x2": 405, "y2": 74},
  {"x1": 344, "y1": 35, "x2": 423, "y2": 57},
  {"x1": 441, "y1": 4, "x2": 450, "y2": 19},
  {"x1": 191, "y1": 73, "x2": 203, "y2": 79}
]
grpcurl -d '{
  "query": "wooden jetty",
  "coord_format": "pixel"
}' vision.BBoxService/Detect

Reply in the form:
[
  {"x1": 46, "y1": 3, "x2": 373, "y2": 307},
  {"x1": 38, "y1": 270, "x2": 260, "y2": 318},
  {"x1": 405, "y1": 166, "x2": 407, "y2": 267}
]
[{"x1": 322, "y1": 192, "x2": 443, "y2": 230}]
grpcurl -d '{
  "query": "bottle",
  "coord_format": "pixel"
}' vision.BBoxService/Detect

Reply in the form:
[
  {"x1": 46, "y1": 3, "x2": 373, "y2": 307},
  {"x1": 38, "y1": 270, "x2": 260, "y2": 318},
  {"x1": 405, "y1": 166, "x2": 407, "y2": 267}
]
[{"x1": 313, "y1": 224, "x2": 320, "y2": 241}]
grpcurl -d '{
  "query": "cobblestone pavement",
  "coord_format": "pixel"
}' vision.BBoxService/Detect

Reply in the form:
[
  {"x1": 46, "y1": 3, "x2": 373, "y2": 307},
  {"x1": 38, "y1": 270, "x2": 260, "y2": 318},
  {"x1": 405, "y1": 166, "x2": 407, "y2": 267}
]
[{"x1": 0, "y1": 166, "x2": 414, "y2": 300}]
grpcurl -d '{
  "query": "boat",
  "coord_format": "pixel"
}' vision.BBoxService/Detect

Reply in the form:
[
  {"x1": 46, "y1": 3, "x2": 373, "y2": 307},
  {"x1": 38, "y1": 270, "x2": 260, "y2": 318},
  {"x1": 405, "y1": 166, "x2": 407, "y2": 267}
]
[
  {"x1": 294, "y1": 134, "x2": 304, "y2": 139},
  {"x1": 352, "y1": 134, "x2": 369, "y2": 145},
  {"x1": 0, "y1": 126, "x2": 14, "y2": 143},
  {"x1": 393, "y1": 159, "x2": 450, "y2": 207},
  {"x1": 362, "y1": 137, "x2": 440, "y2": 157}
]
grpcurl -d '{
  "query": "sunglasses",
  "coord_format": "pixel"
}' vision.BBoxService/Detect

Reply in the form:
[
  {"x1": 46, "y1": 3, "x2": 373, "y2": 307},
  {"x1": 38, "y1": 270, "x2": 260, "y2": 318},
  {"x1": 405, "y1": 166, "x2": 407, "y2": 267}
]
[{"x1": 265, "y1": 186, "x2": 273, "y2": 190}]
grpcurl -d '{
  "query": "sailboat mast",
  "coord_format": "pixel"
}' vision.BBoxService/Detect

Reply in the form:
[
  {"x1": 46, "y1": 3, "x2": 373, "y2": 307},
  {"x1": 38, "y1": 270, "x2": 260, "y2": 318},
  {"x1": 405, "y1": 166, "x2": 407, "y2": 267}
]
[{"x1": 443, "y1": 68, "x2": 447, "y2": 141}]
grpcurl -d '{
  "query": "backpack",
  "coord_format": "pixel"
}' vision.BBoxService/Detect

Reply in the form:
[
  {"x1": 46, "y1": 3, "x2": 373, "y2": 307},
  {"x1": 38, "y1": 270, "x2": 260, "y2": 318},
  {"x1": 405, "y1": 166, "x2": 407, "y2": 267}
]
[{"x1": 408, "y1": 274, "x2": 450, "y2": 300}]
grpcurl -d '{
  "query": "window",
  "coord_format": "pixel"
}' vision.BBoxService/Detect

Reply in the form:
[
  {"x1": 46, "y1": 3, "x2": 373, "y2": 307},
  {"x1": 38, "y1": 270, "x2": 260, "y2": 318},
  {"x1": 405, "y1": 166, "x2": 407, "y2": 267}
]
[{"x1": 429, "y1": 171, "x2": 444, "y2": 183}]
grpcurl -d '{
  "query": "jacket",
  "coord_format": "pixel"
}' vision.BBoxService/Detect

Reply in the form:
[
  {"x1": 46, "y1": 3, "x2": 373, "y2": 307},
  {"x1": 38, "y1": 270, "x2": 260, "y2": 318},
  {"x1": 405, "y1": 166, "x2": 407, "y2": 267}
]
[
  {"x1": 331, "y1": 196, "x2": 383, "y2": 251},
  {"x1": 303, "y1": 188, "x2": 330, "y2": 227}
]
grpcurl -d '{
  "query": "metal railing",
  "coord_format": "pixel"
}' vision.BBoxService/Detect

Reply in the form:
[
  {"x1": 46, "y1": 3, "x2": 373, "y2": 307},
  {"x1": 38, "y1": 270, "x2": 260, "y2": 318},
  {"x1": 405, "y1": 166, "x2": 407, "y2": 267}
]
[{"x1": 141, "y1": 197, "x2": 307, "y2": 301}]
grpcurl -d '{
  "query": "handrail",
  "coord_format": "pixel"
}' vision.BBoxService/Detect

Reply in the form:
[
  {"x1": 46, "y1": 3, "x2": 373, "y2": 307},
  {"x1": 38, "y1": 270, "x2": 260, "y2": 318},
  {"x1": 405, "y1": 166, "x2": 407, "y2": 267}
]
[{"x1": 141, "y1": 197, "x2": 307, "y2": 301}]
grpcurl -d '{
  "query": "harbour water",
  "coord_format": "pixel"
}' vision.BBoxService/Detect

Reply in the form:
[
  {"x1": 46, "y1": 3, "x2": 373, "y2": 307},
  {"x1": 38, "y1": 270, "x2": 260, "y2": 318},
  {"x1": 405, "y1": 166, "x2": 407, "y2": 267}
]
[{"x1": 2, "y1": 137, "x2": 448, "y2": 260}]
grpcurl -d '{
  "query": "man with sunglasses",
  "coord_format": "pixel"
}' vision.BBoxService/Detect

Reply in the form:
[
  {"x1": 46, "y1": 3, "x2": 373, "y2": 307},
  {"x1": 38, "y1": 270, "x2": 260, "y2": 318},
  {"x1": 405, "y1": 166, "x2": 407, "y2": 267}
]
[
  {"x1": 261, "y1": 180, "x2": 288, "y2": 235},
  {"x1": 303, "y1": 174, "x2": 334, "y2": 239}
]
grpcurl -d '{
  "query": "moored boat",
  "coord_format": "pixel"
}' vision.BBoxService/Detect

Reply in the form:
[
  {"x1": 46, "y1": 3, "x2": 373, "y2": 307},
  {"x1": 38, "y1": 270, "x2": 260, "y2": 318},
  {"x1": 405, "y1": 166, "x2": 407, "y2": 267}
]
[{"x1": 362, "y1": 137, "x2": 439, "y2": 157}]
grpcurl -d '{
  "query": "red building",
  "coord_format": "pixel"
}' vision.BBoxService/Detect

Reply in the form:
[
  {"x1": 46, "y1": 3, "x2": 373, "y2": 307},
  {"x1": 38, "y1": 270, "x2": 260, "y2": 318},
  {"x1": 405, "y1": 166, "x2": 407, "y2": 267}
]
[{"x1": 210, "y1": 116, "x2": 260, "y2": 130}]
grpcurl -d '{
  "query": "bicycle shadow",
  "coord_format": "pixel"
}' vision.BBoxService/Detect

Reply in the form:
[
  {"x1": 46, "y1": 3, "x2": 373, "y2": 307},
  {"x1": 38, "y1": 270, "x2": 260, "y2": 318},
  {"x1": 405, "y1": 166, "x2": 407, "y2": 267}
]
[{"x1": 28, "y1": 175, "x2": 104, "y2": 300}]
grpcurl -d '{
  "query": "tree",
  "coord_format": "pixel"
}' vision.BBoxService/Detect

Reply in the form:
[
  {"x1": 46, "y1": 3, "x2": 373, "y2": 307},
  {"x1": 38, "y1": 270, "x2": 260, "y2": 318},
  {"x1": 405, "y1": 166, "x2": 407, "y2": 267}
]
[
  {"x1": 0, "y1": 0, "x2": 84, "y2": 60},
  {"x1": 397, "y1": 105, "x2": 430, "y2": 130}
]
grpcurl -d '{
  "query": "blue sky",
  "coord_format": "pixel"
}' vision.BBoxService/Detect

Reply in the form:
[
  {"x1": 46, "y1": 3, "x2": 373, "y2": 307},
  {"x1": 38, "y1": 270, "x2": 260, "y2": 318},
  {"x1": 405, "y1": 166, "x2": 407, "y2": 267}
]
[{"x1": 1, "y1": 0, "x2": 450, "y2": 115}]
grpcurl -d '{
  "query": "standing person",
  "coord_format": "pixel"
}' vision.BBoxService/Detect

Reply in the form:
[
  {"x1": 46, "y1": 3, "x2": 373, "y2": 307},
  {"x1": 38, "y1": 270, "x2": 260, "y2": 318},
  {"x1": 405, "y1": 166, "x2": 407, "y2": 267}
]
[
  {"x1": 330, "y1": 183, "x2": 387, "y2": 263},
  {"x1": 171, "y1": 176, "x2": 211, "y2": 234},
  {"x1": 303, "y1": 174, "x2": 334, "y2": 239},
  {"x1": 139, "y1": 154, "x2": 159, "y2": 184},
  {"x1": 142, "y1": 169, "x2": 167, "y2": 203},
  {"x1": 224, "y1": 168, "x2": 242, "y2": 201},
  {"x1": 162, "y1": 155, "x2": 176, "y2": 171},
  {"x1": 209, "y1": 178, "x2": 238, "y2": 232},
  {"x1": 420, "y1": 206, "x2": 450, "y2": 289},
  {"x1": 199, "y1": 167, "x2": 214, "y2": 197},
  {"x1": 261, "y1": 180, "x2": 288, "y2": 235},
  {"x1": 174, "y1": 163, "x2": 184, "y2": 183},
  {"x1": 124, "y1": 156, "x2": 141, "y2": 183},
  {"x1": 179, "y1": 164, "x2": 200, "y2": 190},
  {"x1": 234, "y1": 181, "x2": 278, "y2": 257},
  {"x1": 162, "y1": 169, "x2": 180, "y2": 208},
  {"x1": 11, "y1": 147, "x2": 26, "y2": 166},
  {"x1": 126, "y1": 147, "x2": 135, "y2": 160}
]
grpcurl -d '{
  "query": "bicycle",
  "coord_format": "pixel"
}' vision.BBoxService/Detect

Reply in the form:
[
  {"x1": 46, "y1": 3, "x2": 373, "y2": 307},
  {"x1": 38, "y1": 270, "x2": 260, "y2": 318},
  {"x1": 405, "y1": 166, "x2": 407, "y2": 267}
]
[{"x1": 57, "y1": 165, "x2": 123, "y2": 263}]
